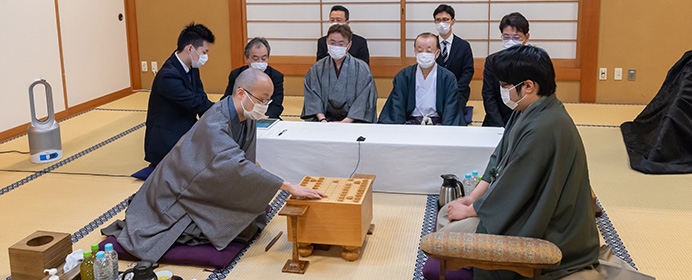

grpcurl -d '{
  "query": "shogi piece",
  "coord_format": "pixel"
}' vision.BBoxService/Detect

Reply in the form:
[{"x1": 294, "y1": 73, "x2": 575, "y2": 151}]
[
  {"x1": 287, "y1": 175, "x2": 374, "y2": 261},
  {"x1": 8, "y1": 231, "x2": 72, "y2": 280}
]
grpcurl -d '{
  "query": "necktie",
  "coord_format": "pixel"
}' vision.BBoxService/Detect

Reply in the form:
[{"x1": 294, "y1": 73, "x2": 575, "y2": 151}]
[{"x1": 441, "y1": 41, "x2": 449, "y2": 63}]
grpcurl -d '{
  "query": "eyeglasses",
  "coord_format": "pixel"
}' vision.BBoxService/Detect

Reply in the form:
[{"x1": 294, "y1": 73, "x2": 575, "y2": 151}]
[
  {"x1": 243, "y1": 88, "x2": 272, "y2": 105},
  {"x1": 434, "y1": 17, "x2": 452, "y2": 23},
  {"x1": 501, "y1": 34, "x2": 523, "y2": 41}
]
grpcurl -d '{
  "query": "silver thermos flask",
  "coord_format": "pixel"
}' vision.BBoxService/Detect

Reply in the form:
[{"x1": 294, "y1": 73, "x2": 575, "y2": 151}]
[
  {"x1": 439, "y1": 174, "x2": 464, "y2": 208},
  {"x1": 27, "y1": 79, "x2": 62, "y2": 164}
]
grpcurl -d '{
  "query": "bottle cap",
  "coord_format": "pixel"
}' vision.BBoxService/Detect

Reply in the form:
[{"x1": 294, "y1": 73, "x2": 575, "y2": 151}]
[
  {"x1": 472, "y1": 170, "x2": 479, "y2": 176},
  {"x1": 465, "y1": 174, "x2": 471, "y2": 178},
  {"x1": 96, "y1": 251, "x2": 105, "y2": 259},
  {"x1": 83, "y1": 250, "x2": 92, "y2": 258},
  {"x1": 91, "y1": 243, "x2": 99, "y2": 252},
  {"x1": 105, "y1": 243, "x2": 114, "y2": 251}
]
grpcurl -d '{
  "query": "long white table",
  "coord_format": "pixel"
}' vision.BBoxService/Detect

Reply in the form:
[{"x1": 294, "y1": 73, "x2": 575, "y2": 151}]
[{"x1": 256, "y1": 121, "x2": 503, "y2": 194}]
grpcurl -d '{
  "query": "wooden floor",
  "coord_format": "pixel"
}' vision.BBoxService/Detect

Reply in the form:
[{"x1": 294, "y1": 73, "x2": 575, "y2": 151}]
[{"x1": 0, "y1": 92, "x2": 688, "y2": 279}]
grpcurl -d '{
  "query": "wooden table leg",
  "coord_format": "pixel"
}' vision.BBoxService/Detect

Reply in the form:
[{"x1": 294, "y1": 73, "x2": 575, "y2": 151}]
[{"x1": 279, "y1": 205, "x2": 310, "y2": 274}]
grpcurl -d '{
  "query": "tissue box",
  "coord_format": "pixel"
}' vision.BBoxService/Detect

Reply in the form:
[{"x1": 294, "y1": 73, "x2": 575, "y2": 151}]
[{"x1": 8, "y1": 231, "x2": 72, "y2": 280}]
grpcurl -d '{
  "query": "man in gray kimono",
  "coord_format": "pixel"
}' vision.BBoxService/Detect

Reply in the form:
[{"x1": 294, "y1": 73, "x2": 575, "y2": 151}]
[
  {"x1": 301, "y1": 24, "x2": 378, "y2": 123},
  {"x1": 105, "y1": 68, "x2": 324, "y2": 262},
  {"x1": 436, "y1": 45, "x2": 600, "y2": 279}
]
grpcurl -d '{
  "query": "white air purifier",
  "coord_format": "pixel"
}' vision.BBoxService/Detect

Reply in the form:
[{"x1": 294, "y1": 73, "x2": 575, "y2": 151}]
[{"x1": 27, "y1": 79, "x2": 62, "y2": 164}]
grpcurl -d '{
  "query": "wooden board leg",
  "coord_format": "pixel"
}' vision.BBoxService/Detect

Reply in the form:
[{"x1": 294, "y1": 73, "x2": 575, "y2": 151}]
[
  {"x1": 282, "y1": 259, "x2": 309, "y2": 274},
  {"x1": 298, "y1": 243, "x2": 314, "y2": 257},
  {"x1": 341, "y1": 246, "x2": 361, "y2": 261}
]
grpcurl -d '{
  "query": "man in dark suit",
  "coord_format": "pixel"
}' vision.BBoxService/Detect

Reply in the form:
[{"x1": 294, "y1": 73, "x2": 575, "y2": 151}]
[
  {"x1": 223, "y1": 37, "x2": 284, "y2": 119},
  {"x1": 316, "y1": 5, "x2": 369, "y2": 65},
  {"x1": 481, "y1": 12, "x2": 531, "y2": 127},
  {"x1": 144, "y1": 23, "x2": 215, "y2": 166},
  {"x1": 434, "y1": 4, "x2": 474, "y2": 126}
]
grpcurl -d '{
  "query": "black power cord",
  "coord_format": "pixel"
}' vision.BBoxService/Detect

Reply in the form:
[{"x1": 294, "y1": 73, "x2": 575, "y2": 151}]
[
  {"x1": 0, "y1": 150, "x2": 30, "y2": 154},
  {"x1": 349, "y1": 136, "x2": 366, "y2": 177}
]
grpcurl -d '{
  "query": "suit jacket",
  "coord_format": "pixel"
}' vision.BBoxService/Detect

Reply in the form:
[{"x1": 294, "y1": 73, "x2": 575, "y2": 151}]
[
  {"x1": 144, "y1": 52, "x2": 213, "y2": 165},
  {"x1": 436, "y1": 34, "x2": 474, "y2": 117},
  {"x1": 222, "y1": 65, "x2": 285, "y2": 119},
  {"x1": 317, "y1": 33, "x2": 370, "y2": 65},
  {"x1": 378, "y1": 64, "x2": 463, "y2": 126},
  {"x1": 481, "y1": 51, "x2": 513, "y2": 127}
]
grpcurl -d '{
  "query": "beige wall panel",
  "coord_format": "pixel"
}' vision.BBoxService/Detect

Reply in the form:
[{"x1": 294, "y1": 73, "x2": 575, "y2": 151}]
[
  {"x1": 596, "y1": 0, "x2": 692, "y2": 104},
  {"x1": 59, "y1": 0, "x2": 131, "y2": 107},
  {"x1": 0, "y1": 0, "x2": 66, "y2": 133},
  {"x1": 135, "y1": 0, "x2": 231, "y2": 93}
]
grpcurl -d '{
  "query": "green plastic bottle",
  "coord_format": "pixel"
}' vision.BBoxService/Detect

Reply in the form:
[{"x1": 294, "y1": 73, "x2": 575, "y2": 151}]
[{"x1": 80, "y1": 250, "x2": 95, "y2": 280}]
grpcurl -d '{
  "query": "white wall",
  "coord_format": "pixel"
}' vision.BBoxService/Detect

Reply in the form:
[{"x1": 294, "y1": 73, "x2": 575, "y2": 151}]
[
  {"x1": 0, "y1": 0, "x2": 131, "y2": 134},
  {"x1": 0, "y1": 0, "x2": 66, "y2": 132},
  {"x1": 58, "y1": 0, "x2": 130, "y2": 107}
]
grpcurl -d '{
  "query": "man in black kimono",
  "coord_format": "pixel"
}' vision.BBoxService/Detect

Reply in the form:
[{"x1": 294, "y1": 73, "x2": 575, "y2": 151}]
[{"x1": 437, "y1": 45, "x2": 600, "y2": 279}]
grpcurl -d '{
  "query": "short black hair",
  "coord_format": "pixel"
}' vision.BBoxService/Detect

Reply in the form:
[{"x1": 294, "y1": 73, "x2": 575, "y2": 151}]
[
  {"x1": 433, "y1": 4, "x2": 455, "y2": 19},
  {"x1": 499, "y1": 12, "x2": 529, "y2": 34},
  {"x1": 244, "y1": 37, "x2": 271, "y2": 58},
  {"x1": 176, "y1": 23, "x2": 215, "y2": 52},
  {"x1": 330, "y1": 5, "x2": 350, "y2": 21},
  {"x1": 327, "y1": 24, "x2": 353, "y2": 43},
  {"x1": 492, "y1": 45, "x2": 556, "y2": 96}
]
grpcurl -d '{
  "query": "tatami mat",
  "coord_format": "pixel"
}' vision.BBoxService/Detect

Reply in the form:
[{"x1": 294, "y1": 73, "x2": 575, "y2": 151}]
[
  {"x1": 1, "y1": 91, "x2": 688, "y2": 279},
  {"x1": 0, "y1": 110, "x2": 145, "y2": 172},
  {"x1": 228, "y1": 193, "x2": 427, "y2": 279},
  {"x1": 0, "y1": 174, "x2": 141, "y2": 278}
]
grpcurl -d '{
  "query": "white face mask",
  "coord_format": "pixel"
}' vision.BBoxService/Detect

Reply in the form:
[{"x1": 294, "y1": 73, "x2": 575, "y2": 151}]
[
  {"x1": 416, "y1": 52, "x2": 436, "y2": 68},
  {"x1": 502, "y1": 39, "x2": 523, "y2": 49},
  {"x1": 190, "y1": 47, "x2": 208, "y2": 68},
  {"x1": 500, "y1": 81, "x2": 525, "y2": 110},
  {"x1": 241, "y1": 93, "x2": 268, "y2": 120},
  {"x1": 436, "y1": 22, "x2": 451, "y2": 35},
  {"x1": 328, "y1": 45, "x2": 348, "y2": 60},
  {"x1": 330, "y1": 22, "x2": 346, "y2": 26},
  {"x1": 250, "y1": 62, "x2": 267, "y2": 72}
]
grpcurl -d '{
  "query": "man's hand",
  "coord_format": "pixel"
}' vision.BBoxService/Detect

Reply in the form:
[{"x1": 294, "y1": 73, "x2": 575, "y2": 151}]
[
  {"x1": 447, "y1": 201, "x2": 476, "y2": 222},
  {"x1": 456, "y1": 196, "x2": 474, "y2": 206},
  {"x1": 282, "y1": 182, "x2": 325, "y2": 199}
]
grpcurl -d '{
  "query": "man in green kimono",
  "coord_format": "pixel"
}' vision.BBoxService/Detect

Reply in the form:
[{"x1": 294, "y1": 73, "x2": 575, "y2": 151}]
[
  {"x1": 301, "y1": 24, "x2": 378, "y2": 123},
  {"x1": 437, "y1": 45, "x2": 600, "y2": 279},
  {"x1": 378, "y1": 32, "x2": 462, "y2": 126},
  {"x1": 104, "y1": 69, "x2": 325, "y2": 262}
]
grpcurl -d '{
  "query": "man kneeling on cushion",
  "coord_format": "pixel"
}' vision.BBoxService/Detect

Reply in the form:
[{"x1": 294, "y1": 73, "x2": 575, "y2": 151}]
[{"x1": 103, "y1": 68, "x2": 324, "y2": 262}]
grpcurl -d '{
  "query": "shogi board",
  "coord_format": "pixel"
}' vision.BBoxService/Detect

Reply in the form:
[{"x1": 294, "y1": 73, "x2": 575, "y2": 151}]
[{"x1": 285, "y1": 176, "x2": 373, "y2": 247}]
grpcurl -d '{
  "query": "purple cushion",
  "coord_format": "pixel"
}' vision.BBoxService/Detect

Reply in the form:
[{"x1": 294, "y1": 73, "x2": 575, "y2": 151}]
[
  {"x1": 422, "y1": 257, "x2": 473, "y2": 280},
  {"x1": 131, "y1": 164, "x2": 155, "y2": 180},
  {"x1": 99, "y1": 236, "x2": 246, "y2": 270}
]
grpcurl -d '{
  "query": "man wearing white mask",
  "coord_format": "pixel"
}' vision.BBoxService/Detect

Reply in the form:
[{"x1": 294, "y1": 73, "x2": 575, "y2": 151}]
[
  {"x1": 104, "y1": 68, "x2": 326, "y2": 262},
  {"x1": 378, "y1": 32, "x2": 462, "y2": 125},
  {"x1": 302, "y1": 24, "x2": 378, "y2": 123},
  {"x1": 143, "y1": 23, "x2": 215, "y2": 168},
  {"x1": 481, "y1": 12, "x2": 531, "y2": 127},
  {"x1": 223, "y1": 37, "x2": 284, "y2": 119},
  {"x1": 316, "y1": 5, "x2": 370, "y2": 65},
  {"x1": 434, "y1": 4, "x2": 474, "y2": 126},
  {"x1": 435, "y1": 45, "x2": 602, "y2": 280}
]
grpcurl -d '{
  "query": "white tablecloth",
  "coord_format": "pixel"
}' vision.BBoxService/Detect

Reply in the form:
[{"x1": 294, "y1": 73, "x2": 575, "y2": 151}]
[{"x1": 256, "y1": 121, "x2": 503, "y2": 194}]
